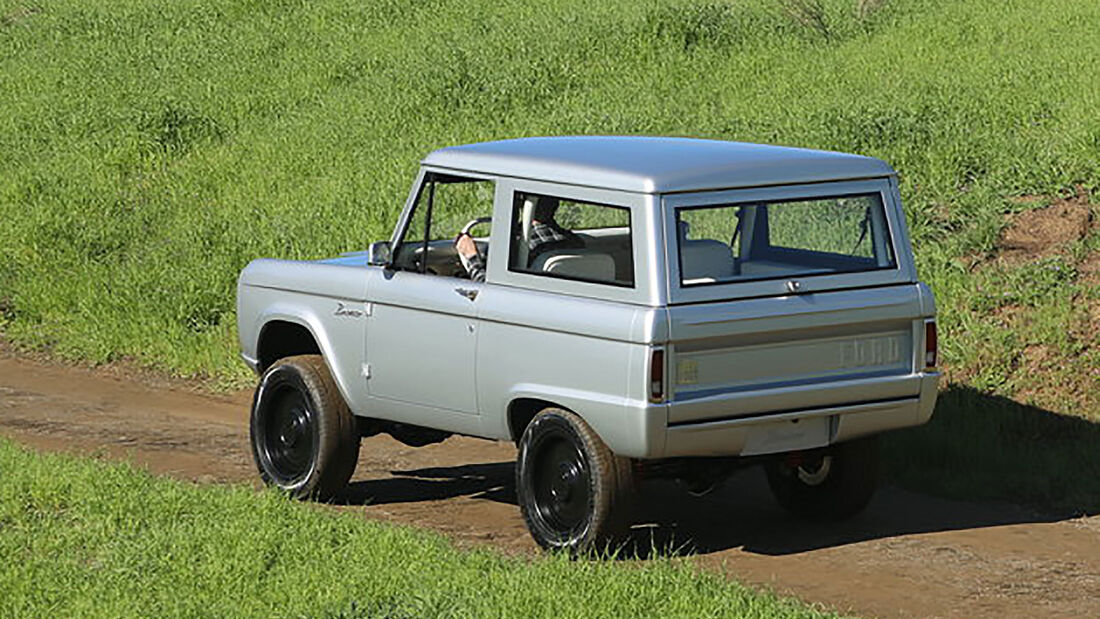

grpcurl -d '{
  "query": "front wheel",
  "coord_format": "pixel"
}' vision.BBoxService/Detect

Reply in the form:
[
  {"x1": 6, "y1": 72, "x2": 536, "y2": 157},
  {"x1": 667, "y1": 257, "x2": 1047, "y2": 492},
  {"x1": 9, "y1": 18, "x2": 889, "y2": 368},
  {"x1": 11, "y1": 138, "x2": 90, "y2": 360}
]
[
  {"x1": 250, "y1": 355, "x2": 360, "y2": 501},
  {"x1": 764, "y1": 436, "x2": 880, "y2": 521},
  {"x1": 516, "y1": 408, "x2": 633, "y2": 552}
]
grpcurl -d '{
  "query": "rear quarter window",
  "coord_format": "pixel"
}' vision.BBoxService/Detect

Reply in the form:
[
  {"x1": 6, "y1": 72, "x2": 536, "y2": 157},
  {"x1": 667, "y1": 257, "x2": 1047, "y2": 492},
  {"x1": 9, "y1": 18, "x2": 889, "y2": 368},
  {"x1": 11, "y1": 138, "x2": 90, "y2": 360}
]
[{"x1": 508, "y1": 191, "x2": 635, "y2": 287}]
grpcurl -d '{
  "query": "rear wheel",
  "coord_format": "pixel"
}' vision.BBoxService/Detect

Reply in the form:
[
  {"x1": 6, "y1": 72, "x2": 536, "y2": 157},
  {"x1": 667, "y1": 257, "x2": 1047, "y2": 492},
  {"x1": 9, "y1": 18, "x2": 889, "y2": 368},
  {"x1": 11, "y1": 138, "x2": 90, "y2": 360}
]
[
  {"x1": 516, "y1": 408, "x2": 633, "y2": 552},
  {"x1": 764, "y1": 436, "x2": 879, "y2": 521},
  {"x1": 250, "y1": 355, "x2": 360, "y2": 500}
]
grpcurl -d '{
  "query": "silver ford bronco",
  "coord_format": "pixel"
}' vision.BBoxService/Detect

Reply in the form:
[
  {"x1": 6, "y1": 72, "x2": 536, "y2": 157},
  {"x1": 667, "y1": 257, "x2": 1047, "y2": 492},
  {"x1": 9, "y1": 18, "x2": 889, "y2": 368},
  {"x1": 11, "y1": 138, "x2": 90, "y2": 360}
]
[{"x1": 237, "y1": 136, "x2": 939, "y2": 550}]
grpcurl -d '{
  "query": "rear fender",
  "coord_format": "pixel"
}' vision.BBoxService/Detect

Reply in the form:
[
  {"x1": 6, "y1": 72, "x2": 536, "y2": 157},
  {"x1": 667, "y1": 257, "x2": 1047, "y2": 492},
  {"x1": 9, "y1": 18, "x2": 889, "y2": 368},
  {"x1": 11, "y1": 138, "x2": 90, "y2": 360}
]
[{"x1": 502, "y1": 384, "x2": 664, "y2": 458}]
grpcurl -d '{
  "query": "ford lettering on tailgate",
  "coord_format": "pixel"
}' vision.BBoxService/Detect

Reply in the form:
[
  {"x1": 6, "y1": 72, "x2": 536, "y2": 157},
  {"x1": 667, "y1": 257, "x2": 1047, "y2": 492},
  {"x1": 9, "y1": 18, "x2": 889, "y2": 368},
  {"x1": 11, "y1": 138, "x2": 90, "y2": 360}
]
[{"x1": 840, "y1": 335, "x2": 902, "y2": 369}]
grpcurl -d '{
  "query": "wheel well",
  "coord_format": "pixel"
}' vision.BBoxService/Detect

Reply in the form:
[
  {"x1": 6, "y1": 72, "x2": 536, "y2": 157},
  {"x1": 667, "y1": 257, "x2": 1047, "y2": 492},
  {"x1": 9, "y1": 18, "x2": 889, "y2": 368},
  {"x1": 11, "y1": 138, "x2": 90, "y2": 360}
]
[
  {"x1": 257, "y1": 320, "x2": 321, "y2": 372},
  {"x1": 507, "y1": 398, "x2": 559, "y2": 443}
]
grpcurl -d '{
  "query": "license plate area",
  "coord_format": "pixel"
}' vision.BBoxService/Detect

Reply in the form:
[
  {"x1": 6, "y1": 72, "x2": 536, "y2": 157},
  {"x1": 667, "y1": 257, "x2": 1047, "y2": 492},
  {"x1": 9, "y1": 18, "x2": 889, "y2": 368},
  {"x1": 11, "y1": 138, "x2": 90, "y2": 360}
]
[{"x1": 741, "y1": 415, "x2": 832, "y2": 456}]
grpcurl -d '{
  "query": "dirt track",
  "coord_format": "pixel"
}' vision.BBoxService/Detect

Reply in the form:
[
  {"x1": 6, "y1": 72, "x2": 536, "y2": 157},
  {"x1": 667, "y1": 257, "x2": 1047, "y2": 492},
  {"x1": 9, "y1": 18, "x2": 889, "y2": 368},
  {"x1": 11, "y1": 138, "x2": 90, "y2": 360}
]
[{"x1": 2, "y1": 353, "x2": 1099, "y2": 618}]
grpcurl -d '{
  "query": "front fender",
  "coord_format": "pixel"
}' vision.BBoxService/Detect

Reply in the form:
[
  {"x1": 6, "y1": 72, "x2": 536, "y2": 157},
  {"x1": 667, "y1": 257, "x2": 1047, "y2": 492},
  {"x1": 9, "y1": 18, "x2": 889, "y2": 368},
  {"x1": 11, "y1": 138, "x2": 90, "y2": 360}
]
[{"x1": 249, "y1": 299, "x2": 366, "y2": 415}]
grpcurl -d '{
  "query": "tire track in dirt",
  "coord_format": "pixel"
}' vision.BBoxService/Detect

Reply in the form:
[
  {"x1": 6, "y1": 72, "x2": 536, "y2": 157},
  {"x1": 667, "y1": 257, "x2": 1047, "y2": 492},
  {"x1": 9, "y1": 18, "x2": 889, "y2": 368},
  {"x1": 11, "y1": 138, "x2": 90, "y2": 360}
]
[{"x1": 2, "y1": 354, "x2": 1099, "y2": 618}]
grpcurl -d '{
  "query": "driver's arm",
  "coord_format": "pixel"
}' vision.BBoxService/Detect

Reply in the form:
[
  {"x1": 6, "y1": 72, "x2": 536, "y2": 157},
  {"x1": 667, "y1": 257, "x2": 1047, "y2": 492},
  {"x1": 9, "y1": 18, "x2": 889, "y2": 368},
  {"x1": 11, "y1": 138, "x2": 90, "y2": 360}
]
[{"x1": 455, "y1": 234, "x2": 486, "y2": 283}]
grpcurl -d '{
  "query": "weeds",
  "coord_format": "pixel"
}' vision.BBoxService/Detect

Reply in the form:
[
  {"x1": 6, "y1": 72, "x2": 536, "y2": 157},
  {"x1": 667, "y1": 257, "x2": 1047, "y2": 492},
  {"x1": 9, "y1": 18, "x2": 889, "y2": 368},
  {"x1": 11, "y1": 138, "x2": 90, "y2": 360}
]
[
  {"x1": 779, "y1": 0, "x2": 831, "y2": 40},
  {"x1": 855, "y1": 0, "x2": 886, "y2": 22}
]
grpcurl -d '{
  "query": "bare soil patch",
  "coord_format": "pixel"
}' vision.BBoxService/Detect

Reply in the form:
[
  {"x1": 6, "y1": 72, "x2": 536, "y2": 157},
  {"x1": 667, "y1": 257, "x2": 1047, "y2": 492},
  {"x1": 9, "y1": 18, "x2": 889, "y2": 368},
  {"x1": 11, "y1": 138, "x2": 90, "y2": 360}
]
[
  {"x1": 999, "y1": 190, "x2": 1095, "y2": 262},
  {"x1": 3, "y1": 353, "x2": 1100, "y2": 618}
]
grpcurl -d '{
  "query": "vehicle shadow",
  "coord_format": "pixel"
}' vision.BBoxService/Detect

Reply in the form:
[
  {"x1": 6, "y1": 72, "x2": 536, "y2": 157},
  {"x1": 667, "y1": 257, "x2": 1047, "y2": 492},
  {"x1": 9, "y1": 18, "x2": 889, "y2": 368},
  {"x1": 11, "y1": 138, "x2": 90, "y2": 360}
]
[
  {"x1": 882, "y1": 384, "x2": 1100, "y2": 515},
  {"x1": 615, "y1": 472, "x2": 1064, "y2": 558},
  {"x1": 340, "y1": 462, "x2": 516, "y2": 507},
  {"x1": 339, "y1": 385, "x2": 1100, "y2": 558}
]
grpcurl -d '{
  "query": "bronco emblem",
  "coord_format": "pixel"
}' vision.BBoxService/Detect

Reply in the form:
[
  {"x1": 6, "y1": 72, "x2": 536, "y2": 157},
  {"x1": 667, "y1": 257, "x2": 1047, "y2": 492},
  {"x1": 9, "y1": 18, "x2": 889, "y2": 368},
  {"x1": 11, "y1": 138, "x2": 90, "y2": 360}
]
[{"x1": 333, "y1": 302, "x2": 365, "y2": 318}]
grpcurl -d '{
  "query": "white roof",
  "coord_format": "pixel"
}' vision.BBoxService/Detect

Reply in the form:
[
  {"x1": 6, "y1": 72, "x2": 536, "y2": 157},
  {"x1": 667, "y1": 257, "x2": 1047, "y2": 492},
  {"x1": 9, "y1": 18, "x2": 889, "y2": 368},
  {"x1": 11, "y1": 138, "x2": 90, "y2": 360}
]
[{"x1": 422, "y1": 136, "x2": 894, "y2": 193}]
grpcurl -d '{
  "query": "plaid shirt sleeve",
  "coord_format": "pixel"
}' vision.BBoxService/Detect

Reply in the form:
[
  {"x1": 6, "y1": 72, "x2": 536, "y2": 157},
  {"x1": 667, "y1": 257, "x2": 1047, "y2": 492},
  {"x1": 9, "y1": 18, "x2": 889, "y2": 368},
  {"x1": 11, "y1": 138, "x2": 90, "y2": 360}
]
[
  {"x1": 465, "y1": 252, "x2": 486, "y2": 283},
  {"x1": 527, "y1": 222, "x2": 570, "y2": 248}
]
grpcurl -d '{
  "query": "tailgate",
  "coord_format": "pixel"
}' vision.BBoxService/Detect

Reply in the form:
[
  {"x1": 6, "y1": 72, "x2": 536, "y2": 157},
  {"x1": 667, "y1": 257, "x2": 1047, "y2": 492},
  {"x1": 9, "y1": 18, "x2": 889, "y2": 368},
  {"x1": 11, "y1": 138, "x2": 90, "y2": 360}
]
[{"x1": 666, "y1": 284, "x2": 927, "y2": 425}]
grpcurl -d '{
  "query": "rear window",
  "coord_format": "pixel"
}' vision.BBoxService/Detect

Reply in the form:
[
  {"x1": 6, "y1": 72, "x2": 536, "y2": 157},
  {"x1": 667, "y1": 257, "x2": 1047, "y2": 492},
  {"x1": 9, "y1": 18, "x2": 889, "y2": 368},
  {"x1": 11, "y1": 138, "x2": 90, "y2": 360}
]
[{"x1": 676, "y1": 193, "x2": 896, "y2": 286}]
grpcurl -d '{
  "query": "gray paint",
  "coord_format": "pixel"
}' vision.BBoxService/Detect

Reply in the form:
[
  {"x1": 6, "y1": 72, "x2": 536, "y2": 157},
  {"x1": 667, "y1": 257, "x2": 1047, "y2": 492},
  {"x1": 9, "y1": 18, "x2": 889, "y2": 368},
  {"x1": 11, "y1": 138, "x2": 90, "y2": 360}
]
[
  {"x1": 237, "y1": 137, "x2": 938, "y2": 459},
  {"x1": 424, "y1": 136, "x2": 894, "y2": 194}
]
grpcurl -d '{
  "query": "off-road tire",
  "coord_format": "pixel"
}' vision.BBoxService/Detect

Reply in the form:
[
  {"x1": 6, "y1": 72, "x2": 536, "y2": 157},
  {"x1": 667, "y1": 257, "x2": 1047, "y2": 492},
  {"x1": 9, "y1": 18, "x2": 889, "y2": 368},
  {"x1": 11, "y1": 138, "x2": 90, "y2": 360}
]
[
  {"x1": 516, "y1": 407, "x2": 634, "y2": 553},
  {"x1": 764, "y1": 436, "x2": 879, "y2": 521},
  {"x1": 250, "y1": 355, "x2": 360, "y2": 501}
]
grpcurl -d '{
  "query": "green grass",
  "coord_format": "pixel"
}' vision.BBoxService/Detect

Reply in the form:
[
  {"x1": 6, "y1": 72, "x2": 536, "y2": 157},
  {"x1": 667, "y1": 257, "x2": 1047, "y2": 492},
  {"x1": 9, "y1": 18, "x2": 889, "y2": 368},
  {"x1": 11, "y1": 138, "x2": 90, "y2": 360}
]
[
  {"x1": 885, "y1": 386, "x2": 1100, "y2": 514},
  {"x1": 0, "y1": 438, "x2": 843, "y2": 618},
  {"x1": 1, "y1": 0, "x2": 1098, "y2": 513},
  {"x1": 1, "y1": 0, "x2": 1097, "y2": 392}
]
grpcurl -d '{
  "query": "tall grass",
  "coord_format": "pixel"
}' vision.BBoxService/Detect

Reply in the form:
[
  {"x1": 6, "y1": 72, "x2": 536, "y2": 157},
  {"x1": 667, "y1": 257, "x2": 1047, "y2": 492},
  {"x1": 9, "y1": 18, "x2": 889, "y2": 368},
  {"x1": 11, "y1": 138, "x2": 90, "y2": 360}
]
[{"x1": 1, "y1": 0, "x2": 1098, "y2": 391}]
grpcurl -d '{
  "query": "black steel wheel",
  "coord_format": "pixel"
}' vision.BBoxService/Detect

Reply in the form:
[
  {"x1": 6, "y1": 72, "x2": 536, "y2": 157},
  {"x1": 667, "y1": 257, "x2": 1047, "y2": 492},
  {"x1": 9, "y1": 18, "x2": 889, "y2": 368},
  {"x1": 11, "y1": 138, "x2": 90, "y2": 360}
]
[
  {"x1": 764, "y1": 436, "x2": 880, "y2": 521},
  {"x1": 250, "y1": 355, "x2": 359, "y2": 500},
  {"x1": 516, "y1": 407, "x2": 633, "y2": 552},
  {"x1": 260, "y1": 385, "x2": 317, "y2": 483}
]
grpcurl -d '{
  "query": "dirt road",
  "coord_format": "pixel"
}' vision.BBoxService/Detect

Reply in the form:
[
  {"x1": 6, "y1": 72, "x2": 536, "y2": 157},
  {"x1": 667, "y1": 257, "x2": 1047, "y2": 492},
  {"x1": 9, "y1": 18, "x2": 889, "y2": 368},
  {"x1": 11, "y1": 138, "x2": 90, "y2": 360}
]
[{"x1": 2, "y1": 353, "x2": 1099, "y2": 618}]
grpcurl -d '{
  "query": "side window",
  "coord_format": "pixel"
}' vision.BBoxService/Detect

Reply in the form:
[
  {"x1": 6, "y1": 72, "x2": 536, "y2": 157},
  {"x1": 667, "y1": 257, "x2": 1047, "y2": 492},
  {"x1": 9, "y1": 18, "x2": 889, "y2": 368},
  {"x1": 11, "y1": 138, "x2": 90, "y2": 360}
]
[
  {"x1": 393, "y1": 173, "x2": 495, "y2": 278},
  {"x1": 507, "y1": 191, "x2": 634, "y2": 287}
]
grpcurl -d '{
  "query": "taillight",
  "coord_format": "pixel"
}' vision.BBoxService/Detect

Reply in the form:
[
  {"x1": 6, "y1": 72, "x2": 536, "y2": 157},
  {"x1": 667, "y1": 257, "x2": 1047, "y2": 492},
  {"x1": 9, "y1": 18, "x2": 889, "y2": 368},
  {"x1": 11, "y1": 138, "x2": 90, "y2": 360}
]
[
  {"x1": 924, "y1": 320, "x2": 938, "y2": 370},
  {"x1": 649, "y1": 348, "x2": 665, "y2": 403}
]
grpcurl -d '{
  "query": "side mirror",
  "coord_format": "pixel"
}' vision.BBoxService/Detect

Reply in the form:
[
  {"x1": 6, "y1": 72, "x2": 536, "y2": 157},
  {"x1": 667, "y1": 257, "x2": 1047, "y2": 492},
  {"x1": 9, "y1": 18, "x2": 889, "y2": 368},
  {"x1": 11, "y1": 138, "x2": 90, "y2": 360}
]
[{"x1": 367, "y1": 241, "x2": 391, "y2": 267}]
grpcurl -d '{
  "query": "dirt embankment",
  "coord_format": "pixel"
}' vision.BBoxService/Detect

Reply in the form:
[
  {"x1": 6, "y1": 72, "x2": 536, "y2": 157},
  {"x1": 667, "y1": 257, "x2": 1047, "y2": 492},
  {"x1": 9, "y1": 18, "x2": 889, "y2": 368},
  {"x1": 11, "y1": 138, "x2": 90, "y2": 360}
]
[
  {"x1": 955, "y1": 191, "x2": 1100, "y2": 413},
  {"x1": 3, "y1": 352, "x2": 1100, "y2": 619},
  {"x1": 999, "y1": 191, "x2": 1094, "y2": 261}
]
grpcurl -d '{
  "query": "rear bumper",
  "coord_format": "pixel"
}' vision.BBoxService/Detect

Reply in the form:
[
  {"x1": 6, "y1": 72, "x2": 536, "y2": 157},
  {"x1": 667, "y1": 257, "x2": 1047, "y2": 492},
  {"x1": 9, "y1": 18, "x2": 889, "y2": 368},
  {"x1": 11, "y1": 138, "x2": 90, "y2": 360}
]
[
  {"x1": 659, "y1": 372, "x2": 938, "y2": 458},
  {"x1": 667, "y1": 372, "x2": 926, "y2": 425}
]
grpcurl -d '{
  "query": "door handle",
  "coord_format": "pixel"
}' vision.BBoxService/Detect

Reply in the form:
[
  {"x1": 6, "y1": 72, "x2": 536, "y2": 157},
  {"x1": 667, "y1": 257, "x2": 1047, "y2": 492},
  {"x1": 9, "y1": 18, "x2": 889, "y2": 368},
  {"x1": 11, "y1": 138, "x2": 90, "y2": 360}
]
[{"x1": 454, "y1": 287, "x2": 478, "y2": 301}]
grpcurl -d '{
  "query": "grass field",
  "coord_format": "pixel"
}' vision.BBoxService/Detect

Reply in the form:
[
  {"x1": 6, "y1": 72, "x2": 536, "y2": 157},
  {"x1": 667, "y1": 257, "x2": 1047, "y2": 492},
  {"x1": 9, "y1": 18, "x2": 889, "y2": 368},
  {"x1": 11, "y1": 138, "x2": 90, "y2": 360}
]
[
  {"x1": 0, "y1": 438, "x2": 843, "y2": 618},
  {"x1": 1, "y1": 0, "x2": 1099, "y2": 521},
  {"x1": 1, "y1": 0, "x2": 1097, "y2": 391}
]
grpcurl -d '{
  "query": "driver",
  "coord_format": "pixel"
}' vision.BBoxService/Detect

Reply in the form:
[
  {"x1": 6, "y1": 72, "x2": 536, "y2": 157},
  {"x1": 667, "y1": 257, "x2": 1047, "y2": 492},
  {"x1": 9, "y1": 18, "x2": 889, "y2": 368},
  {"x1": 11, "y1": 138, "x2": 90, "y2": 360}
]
[{"x1": 455, "y1": 197, "x2": 584, "y2": 282}]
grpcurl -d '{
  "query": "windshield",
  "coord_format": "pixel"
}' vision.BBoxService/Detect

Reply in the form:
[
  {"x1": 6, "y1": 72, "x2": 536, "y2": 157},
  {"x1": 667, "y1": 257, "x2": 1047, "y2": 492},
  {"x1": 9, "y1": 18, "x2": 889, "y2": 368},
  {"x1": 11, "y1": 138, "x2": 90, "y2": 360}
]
[{"x1": 675, "y1": 193, "x2": 896, "y2": 286}]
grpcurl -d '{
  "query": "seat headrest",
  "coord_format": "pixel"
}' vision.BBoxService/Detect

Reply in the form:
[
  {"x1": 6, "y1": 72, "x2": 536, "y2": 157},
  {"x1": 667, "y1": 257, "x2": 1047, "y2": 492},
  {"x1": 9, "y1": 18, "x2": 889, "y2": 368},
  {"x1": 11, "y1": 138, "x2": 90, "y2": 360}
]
[
  {"x1": 680, "y1": 239, "x2": 735, "y2": 281},
  {"x1": 532, "y1": 249, "x2": 616, "y2": 282}
]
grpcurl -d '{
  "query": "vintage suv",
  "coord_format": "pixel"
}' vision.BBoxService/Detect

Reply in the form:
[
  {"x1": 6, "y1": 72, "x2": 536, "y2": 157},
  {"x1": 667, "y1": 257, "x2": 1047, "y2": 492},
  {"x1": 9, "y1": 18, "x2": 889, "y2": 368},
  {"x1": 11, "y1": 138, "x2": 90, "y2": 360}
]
[{"x1": 237, "y1": 136, "x2": 939, "y2": 550}]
